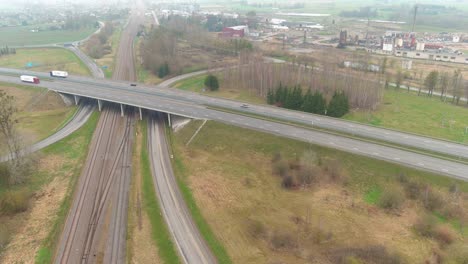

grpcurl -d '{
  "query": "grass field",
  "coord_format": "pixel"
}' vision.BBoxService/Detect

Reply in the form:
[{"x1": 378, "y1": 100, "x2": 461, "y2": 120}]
[
  {"x1": 345, "y1": 89, "x2": 468, "y2": 144},
  {"x1": 174, "y1": 74, "x2": 265, "y2": 104},
  {"x1": 0, "y1": 25, "x2": 95, "y2": 46},
  {"x1": 0, "y1": 83, "x2": 76, "y2": 149},
  {"x1": 171, "y1": 120, "x2": 467, "y2": 263},
  {"x1": 0, "y1": 48, "x2": 91, "y2": 76}
]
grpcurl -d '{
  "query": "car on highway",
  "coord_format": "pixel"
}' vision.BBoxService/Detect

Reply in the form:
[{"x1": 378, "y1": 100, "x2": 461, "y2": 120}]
[
  {"x1": 130, "y1": 83, "x2": 137, "y2": 86},
  {"x1": 241, "y1": 104, "x2": 249, "y2": 108}
]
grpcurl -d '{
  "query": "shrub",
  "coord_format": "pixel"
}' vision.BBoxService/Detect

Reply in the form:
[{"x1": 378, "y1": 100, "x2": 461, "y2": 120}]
[
  {"x1": 297, "y1": 166, "x2": 318, "y2": 186},
  {"x1": 247, "y1": 220, "x2": 267, "y2": 239},
  {"x1": 0, "y1": 189, "x2": 30, "y2": 215},
  {"x1": 272, "y1": 160, "x2": 289, "y2": 178},
  {"x1": 204, "y1": 74, "x2": 219, "y2": 91},
  {"x1": 282, "y1": 175, "x2": 298, "y2": 189},
  {"x1": 413, "y1": 214, "x2": 437, "y2": 237},
  {"x1": 378, "y1": 186, "x2": 405, "y2": 210},
  {"x1": 323, "y1": 159, "x2": 346, "y2": 183},
  {"x1": 270, "y1": 231, "x2": 297, "y2": 250},
  {"x1": 403, "y1": 180, "x2": 422, "y2": 200},
  {"x1": 433, "y1": 225, "x2": 456, "y2": 246},
  {"x1": 329, "y1": 245, "x2": 404, "y2": 264},
  {"x1": 422, "y1": 188, "x2": 444, "y2": 211}
]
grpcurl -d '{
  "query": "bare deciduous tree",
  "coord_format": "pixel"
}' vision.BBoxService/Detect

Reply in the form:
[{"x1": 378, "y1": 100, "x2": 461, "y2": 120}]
[{"x1": 0, "y1": 91, "x2": 27, "y2": 185}]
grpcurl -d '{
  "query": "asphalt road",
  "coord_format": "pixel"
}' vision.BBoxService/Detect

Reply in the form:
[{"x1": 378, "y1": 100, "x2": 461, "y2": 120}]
[
  {"x1": 0, "y1": 73, "x2": 466, "y2": 180},
  {"x1": 0, "y1": 103, "x2": 94, "y2": 162},
  {"x1": 148, "y1": 114, "x2": 217, "y2": 264},
  {"x1": 66, "y1": 46, "x2": 105, "y2": 78},
  {"x1": 1, "y1": 68, "x2": 466, "y2": 162}
]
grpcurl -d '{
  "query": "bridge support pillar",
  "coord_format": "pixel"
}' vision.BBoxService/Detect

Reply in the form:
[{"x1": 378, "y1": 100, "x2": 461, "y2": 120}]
[
  {"x1": 74, "y1": 95, "x2": 80, "y2": 105},
  {"x1": 168, "y1": 113, "x2": 172, "y2": 127},
  {"x1": 120, "y1": 104, "x2": 125, "y2": 117},
  {"x1": 138, "y1": 108, "x2": 143, "y2": 120},
  {"x1": 97, "y1": 99, "x2": 102, "y2": 112}
]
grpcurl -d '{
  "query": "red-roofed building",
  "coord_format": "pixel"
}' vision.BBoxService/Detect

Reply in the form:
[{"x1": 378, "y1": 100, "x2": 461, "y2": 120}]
[{"x1": 220, "y1": 25, "x2": 249, "y2": 38}]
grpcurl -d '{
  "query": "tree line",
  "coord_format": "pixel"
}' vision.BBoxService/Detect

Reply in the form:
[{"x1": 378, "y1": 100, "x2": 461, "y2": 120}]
[
  {"x1": 422, "y1": 69, "x2": 467, "y2": 105},
  {"x1": 221, "y1": 52, "x2": 383, "y2": 111},
  {"x1": 84, "y1": 22, "x2": 115, "y2": 59},
  {"x1": 141, "y1": 15, "x2": 251, "y2": 78},
  {"x1": 0, "y1": 46, "x2": 16, "y2": 57},
  {"x1": 267, "y1": 84, "x2": 349, "y2": 117},
  {"x1": 63, "y1": 14, "x2": 97, "y2": 31}
]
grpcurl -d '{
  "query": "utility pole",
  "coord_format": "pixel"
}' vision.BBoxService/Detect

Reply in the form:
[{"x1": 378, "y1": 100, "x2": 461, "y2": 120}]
[
  {"x1": 411, "y1": 5, "x2": 418, "y2": 32},
  {"x1": 365, "y1": 14, "x2": 370, "y2": 48}
]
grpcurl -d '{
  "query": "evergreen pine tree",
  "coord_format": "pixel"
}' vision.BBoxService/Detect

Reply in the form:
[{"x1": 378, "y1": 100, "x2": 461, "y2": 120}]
[
  {"x1": 311, "y1": 91, "x2": 326, "y2": 115},
  {"x1": 267, "y1": 89, "x2": 275, "y2": 105},
  {"x1": 327, "y1": 91, "x2": 349, "y2": 117},
  {"x1": 301, "y1": 89, "x2": 313, "y2": 112}
]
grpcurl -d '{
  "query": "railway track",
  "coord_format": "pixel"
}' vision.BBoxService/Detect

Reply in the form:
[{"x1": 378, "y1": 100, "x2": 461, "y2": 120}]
[
  {"x1": 56, "y1": 3, "x2": 141, "y2": 262},
  {"x1": 55, "y1": 107, "x2": 135, "y2": 264}
]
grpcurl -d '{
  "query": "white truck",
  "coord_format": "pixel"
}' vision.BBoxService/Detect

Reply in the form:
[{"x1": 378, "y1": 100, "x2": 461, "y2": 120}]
[
  {"x1": 20, "y1": 75, "x2": 40, "y2": 84},
  {"x1": 50, "y1": 70, "x2": 68, "y2": 78}
]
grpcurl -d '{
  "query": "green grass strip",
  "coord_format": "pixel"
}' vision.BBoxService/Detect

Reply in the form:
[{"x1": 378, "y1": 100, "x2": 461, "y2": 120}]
[
  {"x1": 141, "y1": 120, "x2": 181, "y2": 264},
  {"x1": 35, "y1": 111, "x2": 100, "y2": 264},
  {"x1": 165, "y1": 125, "x2": 233, "y2": 264}
]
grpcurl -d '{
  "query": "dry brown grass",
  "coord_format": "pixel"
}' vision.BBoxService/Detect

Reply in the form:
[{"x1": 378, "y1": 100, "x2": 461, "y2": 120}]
[
  {"x1": 174, "y1": 134, "x2": 433, "y2": 263},
  {"x1": 0, "y1": 167, "x2": 69, "y2": 263}
]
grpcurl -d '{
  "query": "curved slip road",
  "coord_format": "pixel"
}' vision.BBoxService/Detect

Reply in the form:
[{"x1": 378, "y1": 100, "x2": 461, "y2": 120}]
[
  {"x1": 0, "y1": 103, "x2": 94, "y2": 162},
  {"x1": 148, "y1": 115, "x2": 217, "y2": 264},
  {"x1": 0, "y1": 40, "x2": 103, "y2": 162}
]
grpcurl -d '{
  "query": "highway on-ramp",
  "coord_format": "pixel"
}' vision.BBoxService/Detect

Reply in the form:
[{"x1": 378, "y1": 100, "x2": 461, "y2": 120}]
[{"x1": 148, "y1": 114, "x2": 216, "y2": 264}]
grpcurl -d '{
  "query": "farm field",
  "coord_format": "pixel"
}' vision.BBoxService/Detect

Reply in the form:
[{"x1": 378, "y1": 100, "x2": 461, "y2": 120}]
[
  {"x1": 0, "y1": 25, "x2": 95, "y2": 46},
  {"x1": 0, "y1": 48, "x2": 91, "y2": 76}
]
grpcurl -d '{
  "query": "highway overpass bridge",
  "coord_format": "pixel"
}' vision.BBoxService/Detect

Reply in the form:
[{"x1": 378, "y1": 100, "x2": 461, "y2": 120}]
[{"x1": 0, "y1": 68, "x2": 467, "y2": 181}]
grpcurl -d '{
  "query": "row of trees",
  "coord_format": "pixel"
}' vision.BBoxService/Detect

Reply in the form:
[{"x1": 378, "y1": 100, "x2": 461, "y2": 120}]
[
  {"x1": 221, "y1": 52, "x2": 383, "y2": 110},
  {"x1": 63, "y1": 14, "x2": 96, "y2": 31},
  {"x1": 266, "y1": 84, "x2": 349, "y2": 117},
  {"x1": 0, "y1": 46, "x2": 16, "y2": 57},
  {"x1": 423, "y1": 69, "x2": 467, "y2": 105},
  {"x1": 141, "y1": 15, "x2": 245, "y2": 78},
  {"x1": 84, "y1": 22, "x2": 115, "y2": 59}
]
